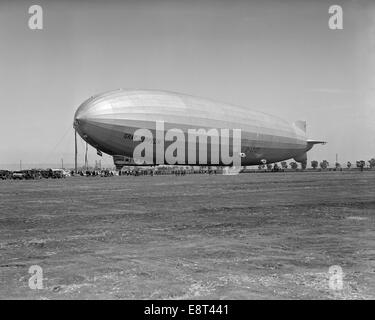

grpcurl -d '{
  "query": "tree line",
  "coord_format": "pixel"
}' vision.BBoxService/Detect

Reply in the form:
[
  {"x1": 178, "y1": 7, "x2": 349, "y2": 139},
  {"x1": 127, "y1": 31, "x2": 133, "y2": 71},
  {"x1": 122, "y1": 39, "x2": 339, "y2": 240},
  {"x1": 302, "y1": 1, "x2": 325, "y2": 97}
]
[{"x1": 257, "y1": 158, "x2": 375, "y2": 170}]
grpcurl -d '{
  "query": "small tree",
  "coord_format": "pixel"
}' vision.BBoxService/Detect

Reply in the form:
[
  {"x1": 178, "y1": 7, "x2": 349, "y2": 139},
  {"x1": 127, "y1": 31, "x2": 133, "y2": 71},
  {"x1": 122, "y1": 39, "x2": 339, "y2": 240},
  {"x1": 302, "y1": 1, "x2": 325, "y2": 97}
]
[
  {"x1": 290, "y1": 162, "x2": 298, "y2": 170},
  {"x1": 311, "y1": 160, "x2": 318, "y2": 169},
  {"x1": 356, "y1": 160, "x2": 365, "y2": 171},
  {"x1": 281, "y1": 161, "x2": 288, "y2": 170},
  {"x1": 347, "y1": 161, "x2": 352, "y2": 169},
  {"x1": 368, "y1": 158, "x2": 375, "y2": 169},
  {"x1": 266, "y1": 163, "x2": 273, "y2": 171},
  {"x1": 320, "y1": 160, "x2": 329, "y2": 170},
  {"x1": 335, "y1": 162, "x2": 341, "y2": 169}
]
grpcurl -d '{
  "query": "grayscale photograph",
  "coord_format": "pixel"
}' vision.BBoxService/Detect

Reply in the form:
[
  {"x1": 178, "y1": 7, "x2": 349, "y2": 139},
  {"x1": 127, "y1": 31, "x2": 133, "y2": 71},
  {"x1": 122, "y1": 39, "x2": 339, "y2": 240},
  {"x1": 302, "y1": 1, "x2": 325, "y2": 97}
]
[{"x1": 0, "y1": 0, "x2": 374, "y2": 304}]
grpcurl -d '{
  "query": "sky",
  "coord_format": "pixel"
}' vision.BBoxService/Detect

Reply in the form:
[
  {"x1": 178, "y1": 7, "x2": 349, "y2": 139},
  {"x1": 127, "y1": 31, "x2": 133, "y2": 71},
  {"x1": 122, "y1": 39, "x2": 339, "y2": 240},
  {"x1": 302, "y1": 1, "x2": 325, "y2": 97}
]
[{"x1": 0, "y1": 0, "x2": 374, "y2": 169}]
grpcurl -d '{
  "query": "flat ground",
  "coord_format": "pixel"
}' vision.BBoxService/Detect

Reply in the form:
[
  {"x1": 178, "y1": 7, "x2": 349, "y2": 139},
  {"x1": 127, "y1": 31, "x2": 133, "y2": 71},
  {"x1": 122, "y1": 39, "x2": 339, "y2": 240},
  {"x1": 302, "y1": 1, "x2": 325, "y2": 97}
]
[{"x1": 0, "y1": 171, "x2": 374, "y2": 299}]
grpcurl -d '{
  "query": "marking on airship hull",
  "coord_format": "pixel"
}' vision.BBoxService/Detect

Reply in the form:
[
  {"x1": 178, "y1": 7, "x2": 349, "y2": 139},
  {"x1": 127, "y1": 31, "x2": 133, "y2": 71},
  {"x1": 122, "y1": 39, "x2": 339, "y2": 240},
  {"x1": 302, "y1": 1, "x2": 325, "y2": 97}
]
[
  {"x1": 123, "y1": 133, "x2": 134, "y2": 140},
  {"x1": 243, "y1": 146, "x2": 263, "y2": 158},
  {"x1": 123, "y1": 132, "x2": 161, "y2": 145}
]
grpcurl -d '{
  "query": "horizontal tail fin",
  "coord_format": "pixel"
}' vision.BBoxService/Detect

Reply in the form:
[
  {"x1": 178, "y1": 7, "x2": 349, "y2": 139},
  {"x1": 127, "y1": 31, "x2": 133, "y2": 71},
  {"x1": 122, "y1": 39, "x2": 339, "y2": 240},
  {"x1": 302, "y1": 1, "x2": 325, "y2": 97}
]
[
  {"x1": 305, "y1": 139, "x2": 327, "y2": 152},
  {"x1": 307, "y1": 140, "x2": 327, "y2": 145}
]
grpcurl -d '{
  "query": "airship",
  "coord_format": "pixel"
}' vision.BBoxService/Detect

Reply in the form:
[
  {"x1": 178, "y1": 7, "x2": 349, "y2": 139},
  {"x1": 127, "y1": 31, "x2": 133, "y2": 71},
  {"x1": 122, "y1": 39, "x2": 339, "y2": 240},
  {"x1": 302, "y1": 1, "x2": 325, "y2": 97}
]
[{"x1": 73, "y1": 89, "x2": 325, "y2": 169}]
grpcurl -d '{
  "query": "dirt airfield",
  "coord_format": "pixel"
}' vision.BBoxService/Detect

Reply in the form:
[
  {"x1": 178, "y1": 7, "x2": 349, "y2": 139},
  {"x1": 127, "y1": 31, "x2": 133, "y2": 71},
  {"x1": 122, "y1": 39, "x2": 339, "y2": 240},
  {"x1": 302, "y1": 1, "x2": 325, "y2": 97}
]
[{"x1": 0, "y1": 171, "x2": 374, "y2": 299}]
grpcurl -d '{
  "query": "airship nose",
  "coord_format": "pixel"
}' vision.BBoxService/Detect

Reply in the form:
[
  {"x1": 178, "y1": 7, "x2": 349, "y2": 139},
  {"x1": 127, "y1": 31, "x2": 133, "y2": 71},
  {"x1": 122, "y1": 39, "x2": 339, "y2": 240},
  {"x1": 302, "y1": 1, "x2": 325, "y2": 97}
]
[{"x1": 73, "y1": 97, "x2": 93, "y2": 131}]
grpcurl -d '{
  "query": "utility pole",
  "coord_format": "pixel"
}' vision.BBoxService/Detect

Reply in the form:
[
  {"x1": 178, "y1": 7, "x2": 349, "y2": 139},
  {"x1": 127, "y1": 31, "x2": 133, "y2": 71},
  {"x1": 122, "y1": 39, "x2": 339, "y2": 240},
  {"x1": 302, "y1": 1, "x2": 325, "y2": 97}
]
[
  {"x1": 74, "y1": 130, "x2": 78, "y2": 174},
  {"x1": 61, "y1": 158, "x2": 64, "y2": 169},
  {"x1": 85, "y1": 142, "x2": 88, "y2": 170}
]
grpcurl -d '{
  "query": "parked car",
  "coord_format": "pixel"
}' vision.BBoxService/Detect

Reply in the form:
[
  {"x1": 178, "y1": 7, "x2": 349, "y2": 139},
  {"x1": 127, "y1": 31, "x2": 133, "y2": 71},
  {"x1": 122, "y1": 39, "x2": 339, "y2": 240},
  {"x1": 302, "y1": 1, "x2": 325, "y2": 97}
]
[
  {"x1": 0, "y1": 170, "x2": 11, "y2": 180},
  {"x1": 23, "y1": 170, "x2": 42, "y2": 180},
  {"x1": 40, "y1": 169, "x2": 52, "y2": 178},
  {"x1": 12, "y1": 171, "x2": 25, "y2": 180},
  {"x1": 51, "y1": 169, "x2": 65, "y2": 178}
]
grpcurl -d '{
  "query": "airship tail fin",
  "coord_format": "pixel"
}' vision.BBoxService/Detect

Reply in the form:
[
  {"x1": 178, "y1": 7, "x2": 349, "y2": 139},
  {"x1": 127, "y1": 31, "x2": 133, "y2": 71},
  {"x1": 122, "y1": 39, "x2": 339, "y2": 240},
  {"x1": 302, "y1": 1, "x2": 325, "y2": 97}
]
[
  {"x1": 305, "y1": 140, "x2": 327, "y2": 152},
  {"x1": 307, "y1": 140, "x2": 326, "y2": 145},
  {"x1": 294, "y1": 152, "x2": 307, "y2": 166}
]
